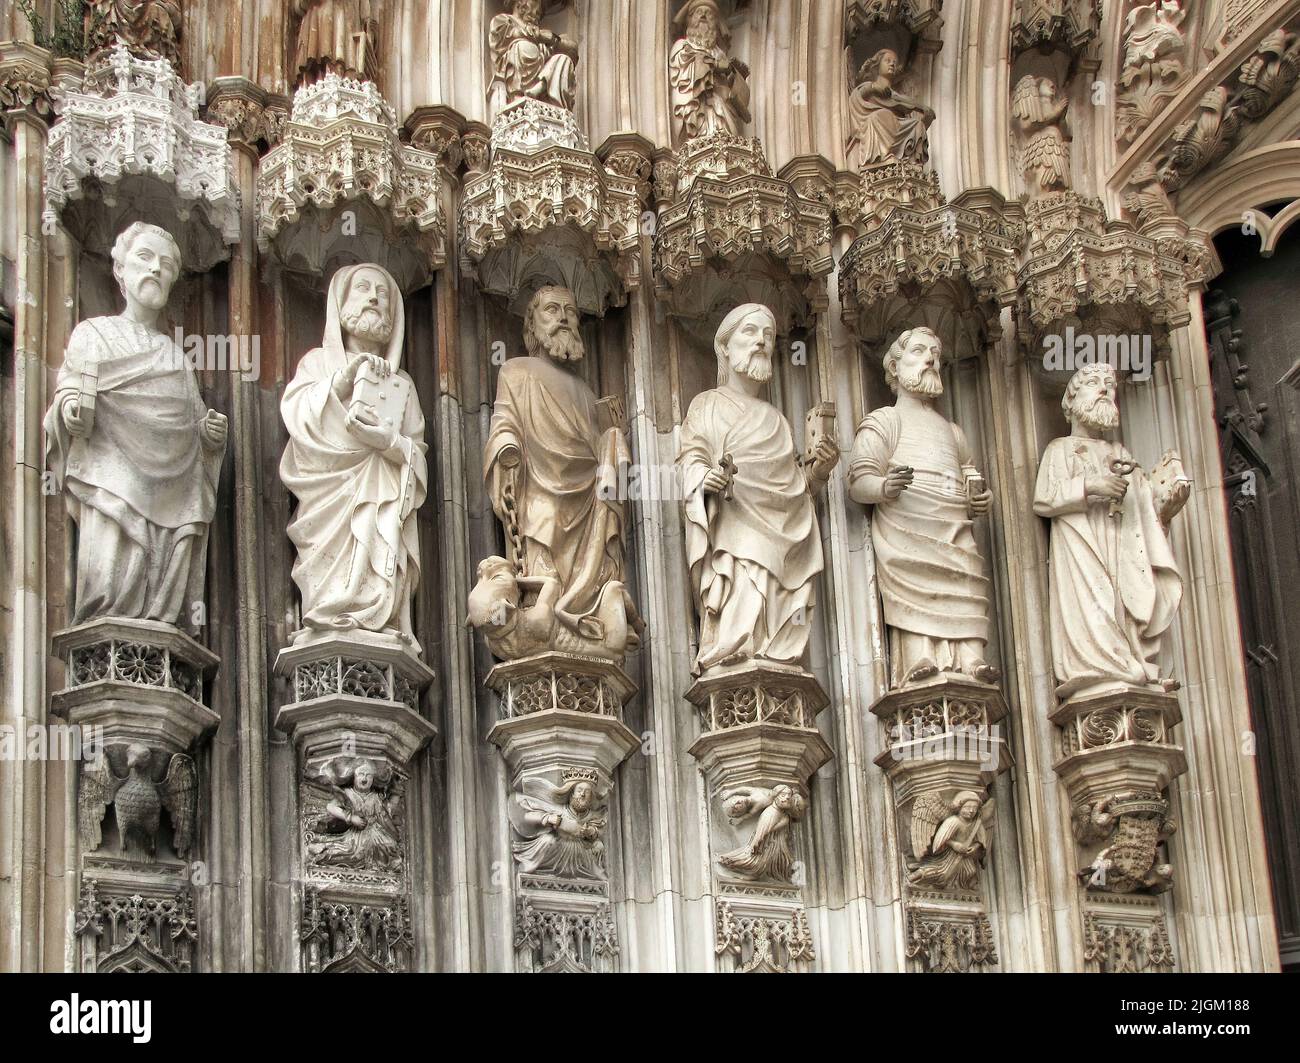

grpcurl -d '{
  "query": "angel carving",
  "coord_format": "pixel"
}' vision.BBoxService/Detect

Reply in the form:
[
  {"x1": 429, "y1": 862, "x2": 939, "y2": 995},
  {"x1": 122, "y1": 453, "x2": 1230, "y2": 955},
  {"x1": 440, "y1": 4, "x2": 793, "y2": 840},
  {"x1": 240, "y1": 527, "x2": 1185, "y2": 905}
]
[
  {"x1": 305, "y1": 758, "x2": 403, "y2": 871},
  {"x1": 844, "y1": 47, "x2": 934, "y2": 169},
  {"x1": 1013, "y1": 74, "x2": 1070, "y2": 194},
  {"x1": 508, "y1": 769, "x2": 608, "y2": 880},
  {"x1": 79, "y1": 744, "x2": 196, "y2": 859},
  {"x1": 718, "y1": 783, "x2": 808, "y2": 883},
  {"x1": 907, "y1": 789, "x2": 994, "y2": 893}
]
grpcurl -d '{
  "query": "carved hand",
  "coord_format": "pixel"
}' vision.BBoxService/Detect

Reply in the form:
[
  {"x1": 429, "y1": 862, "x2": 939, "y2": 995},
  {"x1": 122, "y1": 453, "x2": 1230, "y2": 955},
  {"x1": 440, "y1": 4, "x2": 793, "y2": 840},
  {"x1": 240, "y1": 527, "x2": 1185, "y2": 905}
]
[
  {"x1": 968, "y1": 488, "x2": 993, "y2": 516},
  {"x1": 700, "y1": 464, "x2": 731, "y2": 495},
  {"x1": 1085, "y1": 473, "x2": 1128, "y2": 502},
  {"x1": 808, "y1": 437, "x2": 841, "y2": 481},
  {"x1": 62, "y1": 395, "x2": 91, "y2": 438},
  {"x1": 1161, "y1": 479, "x2": 1192, "y2": 522},
  {"x1": 882, "y1": 464, "x2": 913, "y2": 499},
  {"x1": 333, "y1": 352, "x2": 388, "y2": 402},
  {"x1": 344, "y1": 401, "x2": 396, "y2": 451},
  {"x1": 201, "y1": 410, "x2": 228, "y2": 449}
]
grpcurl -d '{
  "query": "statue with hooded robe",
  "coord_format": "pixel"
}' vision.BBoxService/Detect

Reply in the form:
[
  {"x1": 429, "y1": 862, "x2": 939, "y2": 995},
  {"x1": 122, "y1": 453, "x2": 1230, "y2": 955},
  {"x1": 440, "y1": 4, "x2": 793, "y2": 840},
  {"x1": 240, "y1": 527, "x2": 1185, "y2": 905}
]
[{"x1": 280, "y1": 263, "x2": 428, "y2": 646}]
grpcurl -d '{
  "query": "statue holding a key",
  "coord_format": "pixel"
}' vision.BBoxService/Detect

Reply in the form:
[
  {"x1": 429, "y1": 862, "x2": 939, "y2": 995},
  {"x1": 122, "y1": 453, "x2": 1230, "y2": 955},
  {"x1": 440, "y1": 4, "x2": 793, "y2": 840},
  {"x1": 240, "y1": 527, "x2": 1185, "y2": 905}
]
[{"x1": 280, "y1": 263, "x2": 427, "y2": 646}]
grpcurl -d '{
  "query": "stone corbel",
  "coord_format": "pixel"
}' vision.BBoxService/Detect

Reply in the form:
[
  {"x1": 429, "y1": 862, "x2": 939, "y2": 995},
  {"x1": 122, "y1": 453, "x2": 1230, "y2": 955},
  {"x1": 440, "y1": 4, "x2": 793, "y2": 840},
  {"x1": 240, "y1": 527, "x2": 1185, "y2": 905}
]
[
  {"x1": 0, "y1": 41, "x2": 57, "y2": 131},
  {"x1": 205, "y1": 77, "x2": 286, "y2": 155},
  {"x1": 405, "y1": 104, "x2": 468, "y2": 177},
  {"x1": 871, "y1": 674, "x2": 1012, "y2": 972},
  {"x1": 686, "y1": 661, "x2": 834, "y2": 973}
]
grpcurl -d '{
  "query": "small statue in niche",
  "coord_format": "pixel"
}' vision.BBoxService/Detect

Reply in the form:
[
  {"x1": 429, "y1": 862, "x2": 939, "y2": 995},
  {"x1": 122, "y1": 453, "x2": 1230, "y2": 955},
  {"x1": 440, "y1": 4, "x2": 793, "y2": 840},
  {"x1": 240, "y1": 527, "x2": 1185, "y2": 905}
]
[
  {"x1": 42, "y1": 222, "x2": 227, "y2": 635},
  {"x1": 906, "y1": 789, "x2": 994, "y2": 893},
  {"x1": 846, "y1": 327, "x2": 998, "y2": 689},
  {"x1": 488, "y1": 0, "x2": 579, "y2": 113},
  {"x1": 80, "y1": 744, "x2": 197, "y2": 859},
  {"x1": 306, "y1": 758, "x2": 403, "y2": 871},
  {"x1": 509, "y1": 769, "x2": 609, "y2": 881},
  {"x1": 1032, "y1": 363, "x2": 1190, "y2": 699},
  {"x1": 1013, "y1": 74, "x2": 1071, "y2": 194},
  {"x1": 291, "y1": 0, "x2": 381, "y2": 85},
  {"x1": 677, "y1": 304, "x2": 839, "y2": 675},
  {"x1": 844, "y1": 47, "x2": 935, "y2": 168},
  {"x1": 669, "y1": 0, "x2": 752, "y2": 142},
  {"x1": 467, "y1": 555, "x2": 641, "y2": 662},
  {"x1": 718, "y1": 783, "x2": 808, "y2": 883}
]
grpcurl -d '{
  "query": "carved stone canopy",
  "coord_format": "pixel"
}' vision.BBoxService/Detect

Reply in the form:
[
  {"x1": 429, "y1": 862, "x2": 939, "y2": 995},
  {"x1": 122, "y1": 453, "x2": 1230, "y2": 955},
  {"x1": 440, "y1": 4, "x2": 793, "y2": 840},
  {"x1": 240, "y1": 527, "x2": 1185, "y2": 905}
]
[
  {"x1": 460, "y1": 99, "x2": 643, "y2": 316},
  {"x1": 42, "y1": 42, "x2": 240, "y2": 272},
  {"x1": 652, "y1": 133, "x2": 833, "y2": 333},
  {"x1": 1009, "y1": 0, "x2": 1102, "y2": 62},
  {"x1": 843, "y1": 0, "x2": 944, "y2": 61},
  {"x1": 256, "y1": 74, "x2": 446, "y2": 294}
]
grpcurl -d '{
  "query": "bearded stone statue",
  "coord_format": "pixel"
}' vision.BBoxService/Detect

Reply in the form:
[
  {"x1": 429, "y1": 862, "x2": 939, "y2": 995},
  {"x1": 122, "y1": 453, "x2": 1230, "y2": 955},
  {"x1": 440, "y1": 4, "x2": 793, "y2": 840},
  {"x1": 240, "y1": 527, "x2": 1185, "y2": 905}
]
[
  {"x1": 1033, "y1": 363, "x2": 1190, "y2": 699},
  {"x1": 669, "y1": 0, "x2": 752, "y2": 142},
  {"x1": 847, "y1": 327, "x2": 998, "y2": 688}
]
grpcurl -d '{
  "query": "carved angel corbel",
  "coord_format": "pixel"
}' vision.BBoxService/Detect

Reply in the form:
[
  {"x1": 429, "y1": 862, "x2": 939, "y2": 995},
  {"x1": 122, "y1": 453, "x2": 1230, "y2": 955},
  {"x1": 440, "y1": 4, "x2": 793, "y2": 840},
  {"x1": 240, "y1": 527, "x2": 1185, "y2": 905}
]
[
  {"x1": 1013, "y1": 74, "x2": 1071, "y2": 194},
  {"x1": 79, "y1": 744, "x2": 197, "y2": 859},
  {"x1": 906, "y1": 789, "x2": 994, "y2": 893},
  {"x1": 717, "y1": 783, "x2": 808, "y2": 883}
]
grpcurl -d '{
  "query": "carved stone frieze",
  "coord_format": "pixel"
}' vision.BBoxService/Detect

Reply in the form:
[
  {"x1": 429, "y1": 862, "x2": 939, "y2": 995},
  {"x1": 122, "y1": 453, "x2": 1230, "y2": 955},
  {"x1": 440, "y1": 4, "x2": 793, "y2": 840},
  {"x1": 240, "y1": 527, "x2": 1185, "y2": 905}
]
[
  {"x1": 42, "y1": 41, "x2": 239, "y2": 269},
  {"x1": 300, "y1": 886, "x2": 413, "y2": 973},
  {"x1": 75, "y1": 875, "x2": 197, "y2": 973},
  {"x1": 460, "y1": 99, "x2": 642, "y2": 315},
  {"x1": 302, "y1": 757, "x2": 408, "y2": 891},
  {"x1": 1016, "y1": 191, "x2": 1210, "y2": 340},
  {"x1": 905, "y1": 899, "x2": 997, "y2": 973},
  {"x1": 1010, "y1": 0, "x2": 1101, "y2": 61},
  {"x1": 715, "y1": 896, "x2": 815, "y2": 973},
  {"x1": 1083, "y1": 899, "x2": 1176, "y2": 973},
  {"x1": 839, "y1": 169, "x2": 1020, "y2": 343},
  {"x1": 652, "y1": 133, "x2": 833, "y2": 329},
  {"x1": 256, "y1": 74, "x2": 445, "y2": 291}
]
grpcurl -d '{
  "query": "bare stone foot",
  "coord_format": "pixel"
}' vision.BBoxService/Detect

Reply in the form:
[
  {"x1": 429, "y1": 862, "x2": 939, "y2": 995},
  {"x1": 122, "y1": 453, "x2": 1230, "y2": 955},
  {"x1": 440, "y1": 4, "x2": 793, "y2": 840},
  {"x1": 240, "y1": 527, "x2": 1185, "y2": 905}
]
[{"x1": 903, "y1": 658, "x2": 939, "y2": 684}]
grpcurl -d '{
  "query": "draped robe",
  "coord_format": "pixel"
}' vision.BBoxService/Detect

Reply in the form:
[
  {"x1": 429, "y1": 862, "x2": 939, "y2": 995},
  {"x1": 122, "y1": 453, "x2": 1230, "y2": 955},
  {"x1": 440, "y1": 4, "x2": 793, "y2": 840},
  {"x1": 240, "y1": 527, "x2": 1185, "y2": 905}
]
[
  {"x1": 43, "y1": 316, "x2": 223, "y2": 631},
  {"x1": 280, "y1": 267, "x2": 427, "y2": 642},
  {"x1": 678, "y1": 388, "x2": 823, "y2": 674},
  {"x1": 669, "y1": 37, "x2": 748, "y2": 141},
  {"x1": 1033, "y1": 435, "x2": 1182, "y2": 698},
  {"x1": 488, "y1": 13, "x2": 576, "y2": 111}
]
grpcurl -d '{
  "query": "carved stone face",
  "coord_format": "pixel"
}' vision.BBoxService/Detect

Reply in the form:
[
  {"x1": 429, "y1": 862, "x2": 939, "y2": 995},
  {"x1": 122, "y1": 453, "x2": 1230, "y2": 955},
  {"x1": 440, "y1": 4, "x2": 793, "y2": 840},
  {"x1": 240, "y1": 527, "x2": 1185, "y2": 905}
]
[
  {"x1": 688, "y1": 4, "x2": 719, "y2": 47},
  {"x1": 526, "y1": 287, "x2": 585, "y2": 363},
  {"x1": 724, "y1": 309, "x2": 775, "y2": 383},
  {"x1": 1069, "y1": 367, "x2": 1120, "y2": 430},
  {"x1": 570, "y1": 781, "x2": 594, "y2": 813},
  {"x1": 118, "y1": 230, "x2": 180, "y2": 312},
  {"x1": 340, "y1": 267, "x2": 394, "y2": 345},
  {"x1": 354, "y1": 763, "x2": 375, "y2": 792},
  {"x1": 959, "y1": 799, "x2": 979, "y2": 821},
  {"x1": 877, "y1": 49, "x2": 899, "y2": 79},
  {"x1": 893, "y1": 331, "x2": 943, "y2": 396},
  {"x1": 513, "y1": 0, "x2": 542, "y2": 25},
  {"x1": 1038, "y1": 79, "x2": 1057, "y2": 108}
]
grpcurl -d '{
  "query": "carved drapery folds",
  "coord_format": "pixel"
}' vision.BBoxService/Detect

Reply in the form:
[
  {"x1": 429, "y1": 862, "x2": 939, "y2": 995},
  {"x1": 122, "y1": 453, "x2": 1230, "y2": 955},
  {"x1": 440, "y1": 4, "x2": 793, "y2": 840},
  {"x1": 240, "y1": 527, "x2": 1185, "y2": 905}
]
[
  {"x1": 42, "y1": 42, "x2": 239, "y2": 269},
  {"x1": 256, "y1": 75, "x2": 445, "y2": 293},
  {"x1": 292, "y1": 0, "x2": 381, "y2": 86},
  {"x1": 85, "y1": 0, "x2": 183, "y2": 66}
]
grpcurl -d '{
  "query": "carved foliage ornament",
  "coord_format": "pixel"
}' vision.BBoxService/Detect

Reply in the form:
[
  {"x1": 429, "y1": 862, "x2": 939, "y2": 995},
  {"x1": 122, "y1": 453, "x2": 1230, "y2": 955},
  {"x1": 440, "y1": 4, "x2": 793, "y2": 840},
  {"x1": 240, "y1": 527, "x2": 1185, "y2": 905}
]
[{"x1": 1117, "y1": 1, "x2": 1188, "y2": 146}]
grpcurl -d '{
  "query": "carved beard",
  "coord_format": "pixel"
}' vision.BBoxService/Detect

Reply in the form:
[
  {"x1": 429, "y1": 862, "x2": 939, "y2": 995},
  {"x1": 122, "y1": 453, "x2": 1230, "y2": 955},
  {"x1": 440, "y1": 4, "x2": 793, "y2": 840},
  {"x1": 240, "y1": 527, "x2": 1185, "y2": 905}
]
[
  {"x1": 688, "y1": 21, "x2": 718, "y2": 50},
  {"x1": 731, "y1": 347, "x2": 772, "y2": 383},
  {"x1": 899, "y1": 365, "x2": 943, "y2": 396},
  {"x1": 340, "y1": 305, "x2": 394, "y2": 344},
  {"x1": 540, "y1": 326, "x2": 586, "y2": 363},
  {"x1": 1075, "y1": 395, "x2": 1120, "y2": 430}
]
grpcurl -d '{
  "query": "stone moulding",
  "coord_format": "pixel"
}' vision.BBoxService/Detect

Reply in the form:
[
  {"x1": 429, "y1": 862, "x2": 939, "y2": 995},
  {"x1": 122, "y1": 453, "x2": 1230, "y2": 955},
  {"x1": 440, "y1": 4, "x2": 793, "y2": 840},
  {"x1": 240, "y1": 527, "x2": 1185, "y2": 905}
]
[
  {"x1": 51, "y1": 617, "x2": 220, "y2": 754},
  {"x1": 1016, "y1": 191, "x2": 1211, "y2": 338},
  {"x1": 256, "y1": 74, "x2": 445, "y2": 291},
  {"x1": 651, "y1": 132, "x2": 833, "y2": 328},
  {"x1": 460, "y1": 99, "x2": 642, "y2": 316},
  {"x1": 838, "y1": 166, "x2": 1020, "y2": 342},
  {"x1": 42, "y1": 41, "x2": 239, "y2": 270},
  {"x1": 485, "y1": 652, "x2": 636, "y2": 720}
]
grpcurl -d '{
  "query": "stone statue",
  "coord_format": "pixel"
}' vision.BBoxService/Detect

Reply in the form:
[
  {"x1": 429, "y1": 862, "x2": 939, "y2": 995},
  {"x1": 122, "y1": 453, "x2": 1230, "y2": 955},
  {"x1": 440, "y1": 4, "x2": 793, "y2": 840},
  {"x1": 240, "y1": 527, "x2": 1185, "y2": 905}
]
[
  {"x1": 479, "y1": 286, "x2": 640, "y2": 660},
  {"x1": 85, "y1": 0, "x2": 183, "y2": 65},
  {"x1": 847, "y1": 327, "x2": 998, "y2": 688},
  {"x1": 79, "y1": 745, "x2": 197, "y2": 859},
  {"x1": 1013, "y1": 74, "x2": 1071, "y2": 193},
  {"x1": 305, "y1": 758, "x2": 402, "y2": 871},
  {"x1": 488, "y1": 0, "x2": 579, "y2": 113},
  {"x1": 844, "y1": 47, "x2": 935, "y2": 168},
  {"x1": 292, "y1": 0, "x2": 380, "y2": 84},
  {"x1": 280, "y1": 263, "x2": 428, "y2": 646},
  {"x1": 669, "y1": 0, "x2": 752, "y2": 143},
  {"x1": 678, "y1": 304, "x2": 839, "y2": 675},
  {"x1": 718, "y1": 783, "x2": 808, "y2": 883},
  {"x1": 1032, "y1": 363, "x2": 1190, "y2": 699},
  {"x1": 907, "y1": 790, "x2": 993, "y2": 892},
  {"x1": 43, "y1": 222, "x2": 227, "y2": 634},
  {"x1": 509, "y1": 770, "x2": 608, "y2": 880}
]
